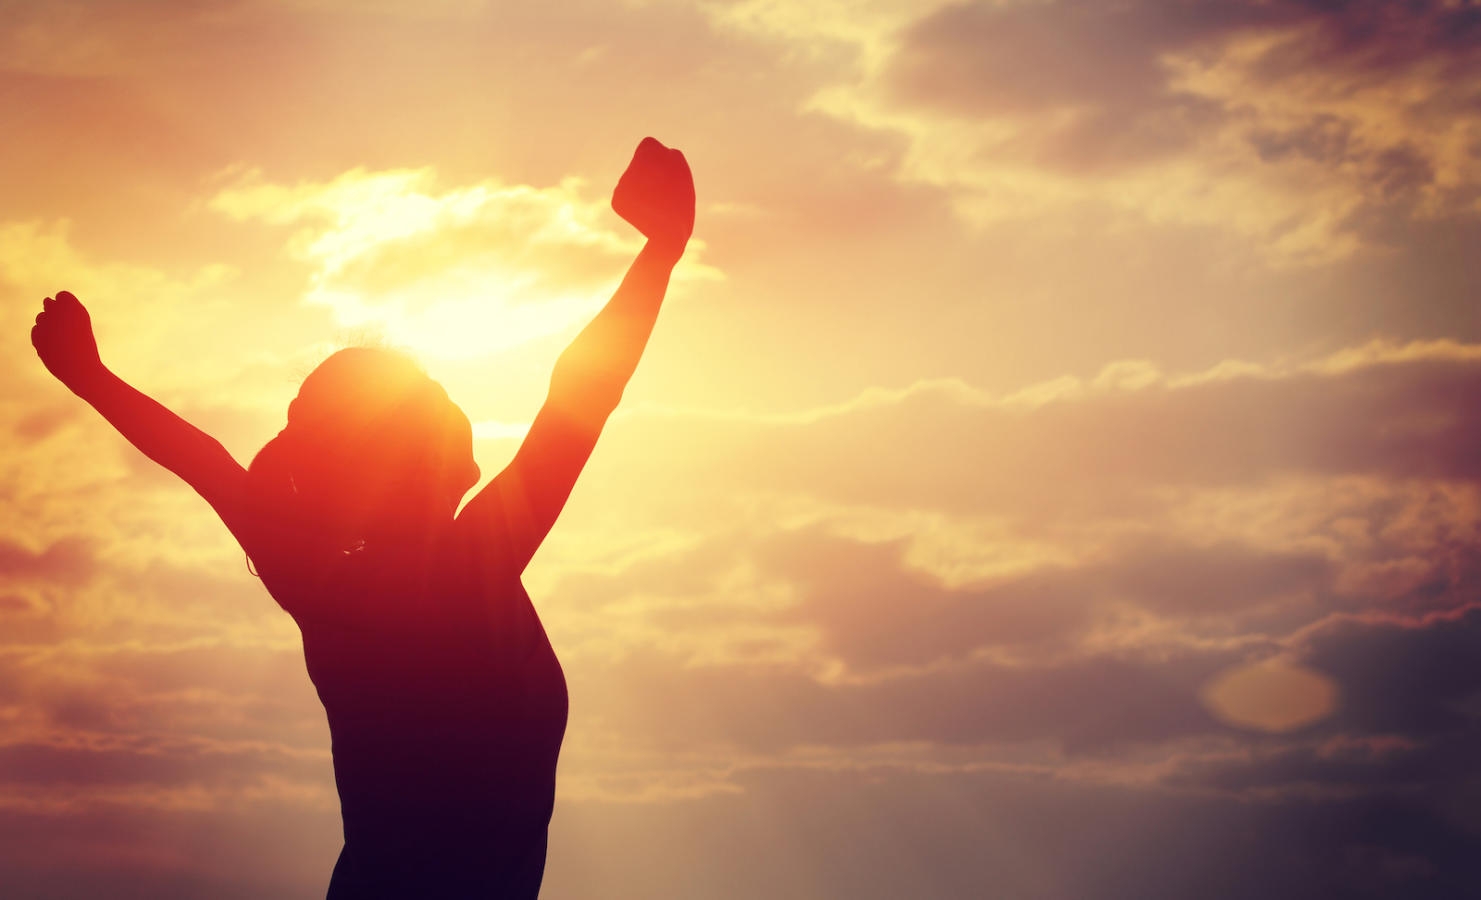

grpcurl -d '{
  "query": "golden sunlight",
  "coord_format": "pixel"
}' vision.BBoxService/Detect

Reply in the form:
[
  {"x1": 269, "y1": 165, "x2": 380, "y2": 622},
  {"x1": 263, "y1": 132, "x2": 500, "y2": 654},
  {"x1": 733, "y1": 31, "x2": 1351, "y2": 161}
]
[
  {"x1": 308, "y1": 272, "x2": 606, "y2": 361},
  {"x1": 211, "y1": 167, "x2": 639, "y2": 360}
]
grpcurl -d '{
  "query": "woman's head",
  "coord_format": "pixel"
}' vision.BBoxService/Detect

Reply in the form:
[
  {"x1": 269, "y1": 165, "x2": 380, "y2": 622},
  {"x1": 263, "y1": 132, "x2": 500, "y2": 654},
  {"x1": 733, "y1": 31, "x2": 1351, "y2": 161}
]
[{"x1": 248, "y1": 347, "x2": 479, "y2": 546}]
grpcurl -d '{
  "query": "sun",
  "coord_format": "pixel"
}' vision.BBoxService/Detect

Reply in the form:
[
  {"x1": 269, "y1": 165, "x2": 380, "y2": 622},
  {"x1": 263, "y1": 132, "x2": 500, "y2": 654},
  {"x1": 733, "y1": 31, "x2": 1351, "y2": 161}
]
[
  {"x1": 308, "y1": 268, "x2": 608, "y2": 362},
  {"x1": 212, "y1": 165, "x2": 642, "y2": 363}
]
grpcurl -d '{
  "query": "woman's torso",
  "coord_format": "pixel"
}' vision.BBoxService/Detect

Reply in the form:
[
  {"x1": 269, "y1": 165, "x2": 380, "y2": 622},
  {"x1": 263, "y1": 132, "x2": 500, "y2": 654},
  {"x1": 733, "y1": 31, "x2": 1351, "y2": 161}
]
[{"x1": 265, "y1": 536, "x2": 568, "y2": 896}]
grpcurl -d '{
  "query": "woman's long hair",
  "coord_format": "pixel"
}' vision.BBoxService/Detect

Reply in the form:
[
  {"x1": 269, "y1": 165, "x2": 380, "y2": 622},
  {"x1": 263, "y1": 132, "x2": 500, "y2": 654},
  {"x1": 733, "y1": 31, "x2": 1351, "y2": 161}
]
[{"x1": 246, "y1": 347, "x2": 479, "y2": 559}]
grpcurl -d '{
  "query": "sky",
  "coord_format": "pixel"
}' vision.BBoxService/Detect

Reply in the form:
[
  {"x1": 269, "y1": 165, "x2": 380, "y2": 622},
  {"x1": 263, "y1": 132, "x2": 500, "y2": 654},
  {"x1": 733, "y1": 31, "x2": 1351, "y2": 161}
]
[{"x1": 2, "y1": 0, "x2": 1480, "y2": 897}]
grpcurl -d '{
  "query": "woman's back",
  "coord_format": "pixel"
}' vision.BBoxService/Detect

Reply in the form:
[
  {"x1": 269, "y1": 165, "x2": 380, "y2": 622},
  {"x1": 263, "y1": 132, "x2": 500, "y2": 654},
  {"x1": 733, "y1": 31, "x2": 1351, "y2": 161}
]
[{"x1": 284, "y1": 537, "x2": 568, "y2": 898}]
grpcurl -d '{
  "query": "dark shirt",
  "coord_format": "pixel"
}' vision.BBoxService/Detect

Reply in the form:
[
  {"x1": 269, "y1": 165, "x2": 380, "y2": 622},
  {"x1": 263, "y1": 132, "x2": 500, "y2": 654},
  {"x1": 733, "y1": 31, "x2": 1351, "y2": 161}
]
[{"x1": 273, "y1": 536, "x2": 568, "y2": 899}]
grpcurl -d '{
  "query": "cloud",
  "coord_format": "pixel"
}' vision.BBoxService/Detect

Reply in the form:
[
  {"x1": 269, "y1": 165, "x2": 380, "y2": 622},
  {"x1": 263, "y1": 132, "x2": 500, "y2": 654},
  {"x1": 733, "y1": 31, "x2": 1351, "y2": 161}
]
[
  {"x1": 209, "y1": 166, "x2": 720, "y2": 361},
  {"x1": 0, "y1": 795, "x2": 342, "y2": 900},
  {"x1": 0, "y1": 220, "x2": 235, "y2": 349},
  {"x1": 567, "y1": 646, "x2": 1226, "y2": 755},
  {"x1": 510, "y1": 331, "x2": 1481, "y2": 847},
  {"x1": 573, "y1": 340, "x2": 1481, "y2": 541},
  {"x1": 0, "y1": 536, "x2": 97, "y2": 586},
  {"x1": 546, "y1": 745, "x2": 1481, "y2": 900},
  {"x1": 741, "y1": 528, "x2": 1331, "y2": 672},
  {"x1": 532, "y1": 527, "x2": 1481, "y2": 897},
  {"x1": 1296, "y1": 604, "x2": 1481, "y2": 739},
  {"x1": 0, "y1": 217, "x2": 306, "y2": 450},
  {"x1": 514, "y1": 339, "x2": 1481, "y2": 779},
  {"x1": 714, "y1": 0, "x2": 1481, "y2": 263},
  {"x1": 0, "y1": 738, "x2": 327, "y2": 796}
]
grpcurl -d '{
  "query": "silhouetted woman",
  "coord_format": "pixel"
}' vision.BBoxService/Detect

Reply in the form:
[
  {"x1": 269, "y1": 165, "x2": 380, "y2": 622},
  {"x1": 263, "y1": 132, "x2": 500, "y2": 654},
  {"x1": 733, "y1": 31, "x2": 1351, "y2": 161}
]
[{"x1": 30, "y1": 138, "x2": 695, "y2": 898}]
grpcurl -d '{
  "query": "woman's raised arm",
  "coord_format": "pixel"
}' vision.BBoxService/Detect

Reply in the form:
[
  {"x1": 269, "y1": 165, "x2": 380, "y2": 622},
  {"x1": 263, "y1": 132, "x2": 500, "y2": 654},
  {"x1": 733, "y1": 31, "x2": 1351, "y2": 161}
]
[
  {"x1": 456, "y1": 138, "x2": 695, "y2": 574},
  {"x1": 32, "y1": 291, "x2": 249, "y2": 520}
]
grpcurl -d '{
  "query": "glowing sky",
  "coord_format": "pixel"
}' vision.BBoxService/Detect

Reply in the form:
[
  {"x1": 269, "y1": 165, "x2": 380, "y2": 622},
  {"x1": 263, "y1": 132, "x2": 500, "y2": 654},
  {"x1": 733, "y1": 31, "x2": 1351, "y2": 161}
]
[{"x1": 3, "y1": 1, "x2": 1481, "y2": 897}]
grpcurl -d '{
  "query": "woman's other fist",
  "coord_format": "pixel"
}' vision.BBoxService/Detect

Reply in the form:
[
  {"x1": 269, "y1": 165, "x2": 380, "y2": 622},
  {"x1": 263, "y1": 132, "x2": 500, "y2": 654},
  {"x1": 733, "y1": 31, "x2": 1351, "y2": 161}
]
[
  {"x1": 612, "y1": 137, "x2": 695, "y2": 260},
  {"x1": 32, "y1": 291, "x2": 103, "y2": 389}
]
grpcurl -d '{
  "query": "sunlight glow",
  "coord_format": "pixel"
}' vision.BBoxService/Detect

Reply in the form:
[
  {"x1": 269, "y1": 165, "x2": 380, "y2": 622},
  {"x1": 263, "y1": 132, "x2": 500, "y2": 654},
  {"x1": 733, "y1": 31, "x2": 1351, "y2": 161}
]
[
  {"x1": 211, "y1": 167, "x2": 638, "y2": 360},
  {"x1": 308, "y1": 273, "x2": 606, "y2": 361}
]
